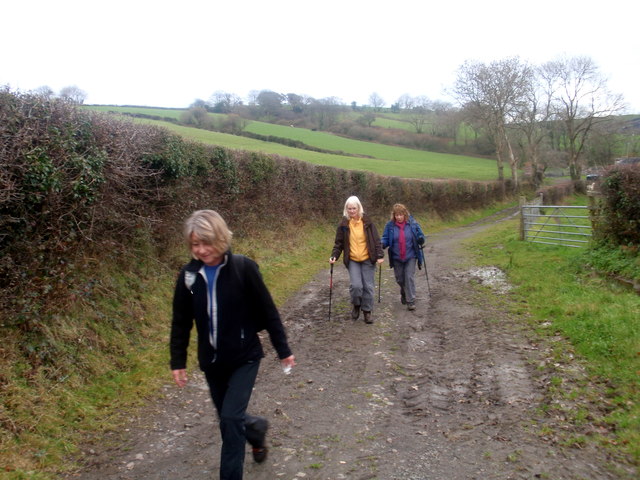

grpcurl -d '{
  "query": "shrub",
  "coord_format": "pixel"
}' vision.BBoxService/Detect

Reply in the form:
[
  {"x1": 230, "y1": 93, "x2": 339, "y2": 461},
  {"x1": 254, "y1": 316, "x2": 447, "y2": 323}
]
[{"x1": 597, "y1": 165, "x2": 640, "y2": 246}]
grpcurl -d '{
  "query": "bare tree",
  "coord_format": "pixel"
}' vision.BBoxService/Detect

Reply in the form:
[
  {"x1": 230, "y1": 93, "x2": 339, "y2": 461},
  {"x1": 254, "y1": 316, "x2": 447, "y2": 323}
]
[
  {"x1": 397, "y1": 93, "x2": 415, "y2": 110},
  {"x1": 308, "y1": 97, "x2": 344, "y2": 130},
  {"x1": 32, "y1": 85, "x2": 54, "y2": 99},
  {"x1": 255, "y1": 90, "x2": 284, "y2": 118},
  {"x1": 429, "y1": 100, "x2": 458, "y2": 138},
  {"x1": 247, "y1": 90, "x2": 260, "y2": 106},
  {"x1": 407, "y1": 96, "x2": 432, "y2": 134},
  {"x1": 209, "y1": 91, "x2": 242, "y2": 113},
  {"x1": 369, "y1": 92, "x2": 385, "y2": 111},
  {"x1": 285, "y1": 93, "x2": 306, "y2": 113},
  {"x1": 510, "y1": 67, "x2": 555, "y2": 187},
  {"x1": 540, "y1": 56, "x2": 625, "y2": 180},
  {"x1": 59, "y1": 85, "x2": 87, "y2": 104},
  {"x1": 356, "y1": 112, "x2": 376, "y2": 127},
  {"x1": 454, "y1": 57, "x2": 532, "y2": 187},
  {"x1": 584, "y1": 120, "x2": 626, "y2": 168}
]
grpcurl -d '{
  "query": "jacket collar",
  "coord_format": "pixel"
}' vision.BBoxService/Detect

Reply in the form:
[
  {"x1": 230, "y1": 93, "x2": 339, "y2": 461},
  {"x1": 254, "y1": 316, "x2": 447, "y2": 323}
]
[
  {"x1": 185, "y1": 251, "x2": 231, "y2": 272},
  {"x1": 340, "y1": 214, "x2": 371, "y2": 227}
]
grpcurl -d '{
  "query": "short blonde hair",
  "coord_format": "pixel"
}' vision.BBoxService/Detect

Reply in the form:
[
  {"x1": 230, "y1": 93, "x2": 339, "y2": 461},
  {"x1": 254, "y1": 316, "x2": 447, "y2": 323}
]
[
  {"x1": 183, "y1": 210, "x2": 233, "y2": 255},
  {"x1": 390, "y1": 203, "x2": 410, "y2": 220},
  {"x1": 343, "y1": 195, "x2": 364, "y2": 218}
]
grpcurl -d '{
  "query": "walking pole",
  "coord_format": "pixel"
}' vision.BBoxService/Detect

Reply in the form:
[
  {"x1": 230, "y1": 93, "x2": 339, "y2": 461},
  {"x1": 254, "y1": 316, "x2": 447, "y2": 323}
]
[
  {"x1": 378, "y1": 262, "x2": 382, "y2": 303},
  {"x1": 420, "y1": 245, "x2": 431, "y2": 297},
  {"x1": 328, "y1": 263, "x2": 334, "y2": 320}
]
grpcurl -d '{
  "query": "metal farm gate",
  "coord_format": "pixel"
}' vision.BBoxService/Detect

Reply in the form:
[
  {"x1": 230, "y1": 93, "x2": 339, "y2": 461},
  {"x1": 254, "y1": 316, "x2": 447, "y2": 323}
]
[{"x1": 520, "y1": 196, "x2": 596, "y2": 248}]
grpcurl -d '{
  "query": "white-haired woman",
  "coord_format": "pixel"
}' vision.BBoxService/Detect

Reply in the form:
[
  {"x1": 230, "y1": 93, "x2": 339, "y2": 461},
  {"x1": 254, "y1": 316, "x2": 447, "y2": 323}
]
[
  {"x1": 329, "y1": 196, "x2": 384, "y2": 324},
  {"x1": 170, "y1": 209, "x2": 295, "y2": 480}
]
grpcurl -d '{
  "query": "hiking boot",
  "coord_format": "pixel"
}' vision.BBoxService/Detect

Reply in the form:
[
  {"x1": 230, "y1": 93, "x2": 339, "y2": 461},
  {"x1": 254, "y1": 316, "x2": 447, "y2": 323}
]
[
  {"x1": 363, "y1": 311, "x2": 372, "y2": 324},
  {"x1": 400, "y1": 288, "x2": 406, "y2": 305},
  {"x1": 407, "y1": 302, "x2": 416, "y2": 311},
  {"x1": 252, "y1": 446, "x2": 268, "y2": 463},
  {"x1": 245, "y1": 416, "x2": 268, "y2": 463},
  {"x1": 351, "y1": 304, "x2": 360, "y2": 320}
]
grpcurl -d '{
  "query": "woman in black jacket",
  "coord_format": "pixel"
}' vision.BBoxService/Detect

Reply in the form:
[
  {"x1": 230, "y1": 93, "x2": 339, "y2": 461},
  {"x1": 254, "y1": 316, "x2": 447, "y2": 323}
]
[{"x1": 170, "y1": 210, "x2": 295, "y2": 480}]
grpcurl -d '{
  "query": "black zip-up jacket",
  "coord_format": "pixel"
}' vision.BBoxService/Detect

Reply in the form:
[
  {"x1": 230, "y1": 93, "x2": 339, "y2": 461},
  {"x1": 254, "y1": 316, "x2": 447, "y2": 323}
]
[
  {"x1": 170, "y1": 252, "x2": 292, "y2": 371},
  {"x1": 331, "y1": 214, "x2": 384, "y2": 267}
]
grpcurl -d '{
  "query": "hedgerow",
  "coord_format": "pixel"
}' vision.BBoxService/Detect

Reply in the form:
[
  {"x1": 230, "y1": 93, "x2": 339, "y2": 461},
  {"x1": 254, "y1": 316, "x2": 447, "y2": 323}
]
[{"x1": 597, "y1": 165, "x2": 640, "y2": 247}]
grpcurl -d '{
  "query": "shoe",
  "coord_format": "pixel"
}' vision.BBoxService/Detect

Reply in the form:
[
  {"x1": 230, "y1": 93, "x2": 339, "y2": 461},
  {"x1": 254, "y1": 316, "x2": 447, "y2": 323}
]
[
  {"x1": 351, "y1": 304, "x2": 360, "y2": 320},
  {"x1": 245, "y1": 416, "x2": 268, "y2": 462},
  {"x1": 363, "y1": 311, "x2": 372, "y2": 324},
  {"x1": 252, "y1": 446, "x2": 268, "y2": 463},
  {"x1": 407, "y1": 302, "x2": 416, "y2": 311},
  {"x1": 400, "y1": 288, "x2": 406, "y2": 305}
]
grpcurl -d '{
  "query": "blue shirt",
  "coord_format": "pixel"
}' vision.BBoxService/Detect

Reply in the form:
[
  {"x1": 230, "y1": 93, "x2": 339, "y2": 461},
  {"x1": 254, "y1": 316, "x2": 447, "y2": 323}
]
[{"x1": 204, "y1": 264, "x2": 220, "y2": 321}]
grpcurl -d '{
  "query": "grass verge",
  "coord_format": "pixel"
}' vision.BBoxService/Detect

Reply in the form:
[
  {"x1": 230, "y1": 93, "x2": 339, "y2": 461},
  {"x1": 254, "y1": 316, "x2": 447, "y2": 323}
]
[{"x1": 463, "y1": 210, "x2": 639, "y2": 466}]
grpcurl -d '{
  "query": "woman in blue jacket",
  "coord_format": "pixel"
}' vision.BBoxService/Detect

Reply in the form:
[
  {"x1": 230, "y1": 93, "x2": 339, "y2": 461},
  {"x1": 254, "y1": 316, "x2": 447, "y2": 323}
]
[
  {"x1": 381, "y1": 203, "x2": 426, "y2": 310},
  {"x1": 170, "y1": 209, "x2": 295, "y2": 480}
]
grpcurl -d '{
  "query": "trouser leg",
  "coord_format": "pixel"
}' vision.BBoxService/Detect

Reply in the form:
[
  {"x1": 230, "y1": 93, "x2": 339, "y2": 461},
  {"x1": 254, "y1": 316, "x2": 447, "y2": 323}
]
[
  {"x1": 360, "y1": 261, "x2": 376, "y2": 312},
  {"x1": 404, "y1": 259, "x2": 417, "y2": 303},
  {"x1": 393, "y1": 262, "x2": 406, "y2": 290},
  {"x1": 244, "y1": 415, "x2": 268, "y2": 448},
  {"x1": 205, "y1": 360, "x2": 260, "y2": 480},
  {"x1": 348, "y1": 261, "x2": 364, "y2": 306}
]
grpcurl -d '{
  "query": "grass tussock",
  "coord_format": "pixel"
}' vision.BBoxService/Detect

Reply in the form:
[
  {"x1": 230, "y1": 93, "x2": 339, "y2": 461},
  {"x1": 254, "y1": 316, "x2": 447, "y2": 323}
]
[{"x1": 0, "y1": 247, "x2": 173, "y2": 478}]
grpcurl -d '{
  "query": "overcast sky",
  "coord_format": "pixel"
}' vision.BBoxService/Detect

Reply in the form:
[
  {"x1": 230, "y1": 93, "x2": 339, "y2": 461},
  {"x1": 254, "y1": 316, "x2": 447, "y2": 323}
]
[{"x1": 3, "y1": 0, "x2": 639, "y2": 112}]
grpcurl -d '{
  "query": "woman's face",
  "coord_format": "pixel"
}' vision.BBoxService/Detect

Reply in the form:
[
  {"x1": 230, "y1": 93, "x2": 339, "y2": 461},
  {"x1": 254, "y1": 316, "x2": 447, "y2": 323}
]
[
  {"x1": 346, "y1": 204, "x2": 359, "y2": 219},
  {"x1": 394, "y1": 213, "x2": 406, "y2": 223},
  {"x1": 190, "y1": 233, "x2": 223, "y2": 266}
]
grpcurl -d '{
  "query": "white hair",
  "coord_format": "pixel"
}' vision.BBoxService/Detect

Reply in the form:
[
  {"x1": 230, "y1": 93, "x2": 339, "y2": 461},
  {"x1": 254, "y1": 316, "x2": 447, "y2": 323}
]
[{"x1": 343, "y1": 195, "x2": 364, "y2": 218}]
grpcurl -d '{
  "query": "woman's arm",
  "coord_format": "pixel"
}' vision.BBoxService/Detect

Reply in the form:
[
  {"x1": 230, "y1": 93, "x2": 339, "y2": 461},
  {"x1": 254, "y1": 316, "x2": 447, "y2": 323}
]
[
  {"x1": 244, "y1": 258, "x2": 293, "y2": 360},
  {"x1": 169, "y1": 270, "x2": 194, "y2": 371},
  {"x1": 330, "y1": 222, "x2": 345, "y2": 261}
]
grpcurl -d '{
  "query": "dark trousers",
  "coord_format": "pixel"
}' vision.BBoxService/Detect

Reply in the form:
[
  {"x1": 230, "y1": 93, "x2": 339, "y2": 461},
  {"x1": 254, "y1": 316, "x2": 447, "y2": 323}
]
[{"x1": 204, "y1": 360, "x2": 266, "y2": 480}]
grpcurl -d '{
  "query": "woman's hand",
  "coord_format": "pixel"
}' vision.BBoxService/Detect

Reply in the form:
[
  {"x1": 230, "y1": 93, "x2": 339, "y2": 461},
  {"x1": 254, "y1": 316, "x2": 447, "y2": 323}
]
[
  {"x1": 329, "y1": 257, "x2": 336, "y2": 264},
  {"x1": 376, "y1": 258, "x2": 384, "y2": 264},
  {"x1": 281, "y1": 355, "x2": 296, "y2": 374},
  {"x1": 172, "y1": 369, "x2": 188, "y2": 388},
  {"x1": 281, "y1": 355, "x2": 296, "y2": 368}
]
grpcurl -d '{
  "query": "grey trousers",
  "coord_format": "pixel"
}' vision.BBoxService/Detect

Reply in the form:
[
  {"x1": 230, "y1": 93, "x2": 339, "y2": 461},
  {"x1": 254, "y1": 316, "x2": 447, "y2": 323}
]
[
  {"x1": 347, "y1": 260, "x2": 376, "y2": 312},
  {"x1": 393, "y1": 258, "x2": 417, "y2": 303}
]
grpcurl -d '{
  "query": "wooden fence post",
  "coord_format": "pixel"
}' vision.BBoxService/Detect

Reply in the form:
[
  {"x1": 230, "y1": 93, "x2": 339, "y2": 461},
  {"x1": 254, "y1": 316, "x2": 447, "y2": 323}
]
[
  {"x1": 519, "y1": 196, "x2": 526, "y2": 241},
  {"x1": 588, "y1": 194, "x2": 601, "y2": 233}
]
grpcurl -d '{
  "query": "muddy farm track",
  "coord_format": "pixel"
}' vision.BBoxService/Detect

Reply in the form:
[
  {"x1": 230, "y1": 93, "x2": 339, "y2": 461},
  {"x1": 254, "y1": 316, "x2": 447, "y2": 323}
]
[{"x1": 67, "y1": 210, "x2": 636, "y2": 480}]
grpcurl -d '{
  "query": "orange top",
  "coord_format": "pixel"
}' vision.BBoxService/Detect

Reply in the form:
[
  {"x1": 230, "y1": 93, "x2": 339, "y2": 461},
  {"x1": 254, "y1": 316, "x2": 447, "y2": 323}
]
[{"x1": 348, "y1": 218, "x2": 369, "y2": 262}]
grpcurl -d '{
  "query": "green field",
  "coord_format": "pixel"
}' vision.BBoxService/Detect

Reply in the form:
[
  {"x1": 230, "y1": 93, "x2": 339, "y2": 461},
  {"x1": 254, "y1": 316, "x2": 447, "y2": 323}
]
[
  {"x1": 88, "y1": 105, "x2": 507, "y2": 181},
  {"x1": 86, "y1": 105, "x2": 186, "y2": 120},
  {"x1": 372, "y1": 115, "x2": 415, "y2": 131}
]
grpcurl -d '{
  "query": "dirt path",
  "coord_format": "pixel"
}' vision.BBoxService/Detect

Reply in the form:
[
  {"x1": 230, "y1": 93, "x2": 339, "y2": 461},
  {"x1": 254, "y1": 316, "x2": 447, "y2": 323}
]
[{"x1": 66, "y1": 210, "x2": 636, "y2": 480}]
